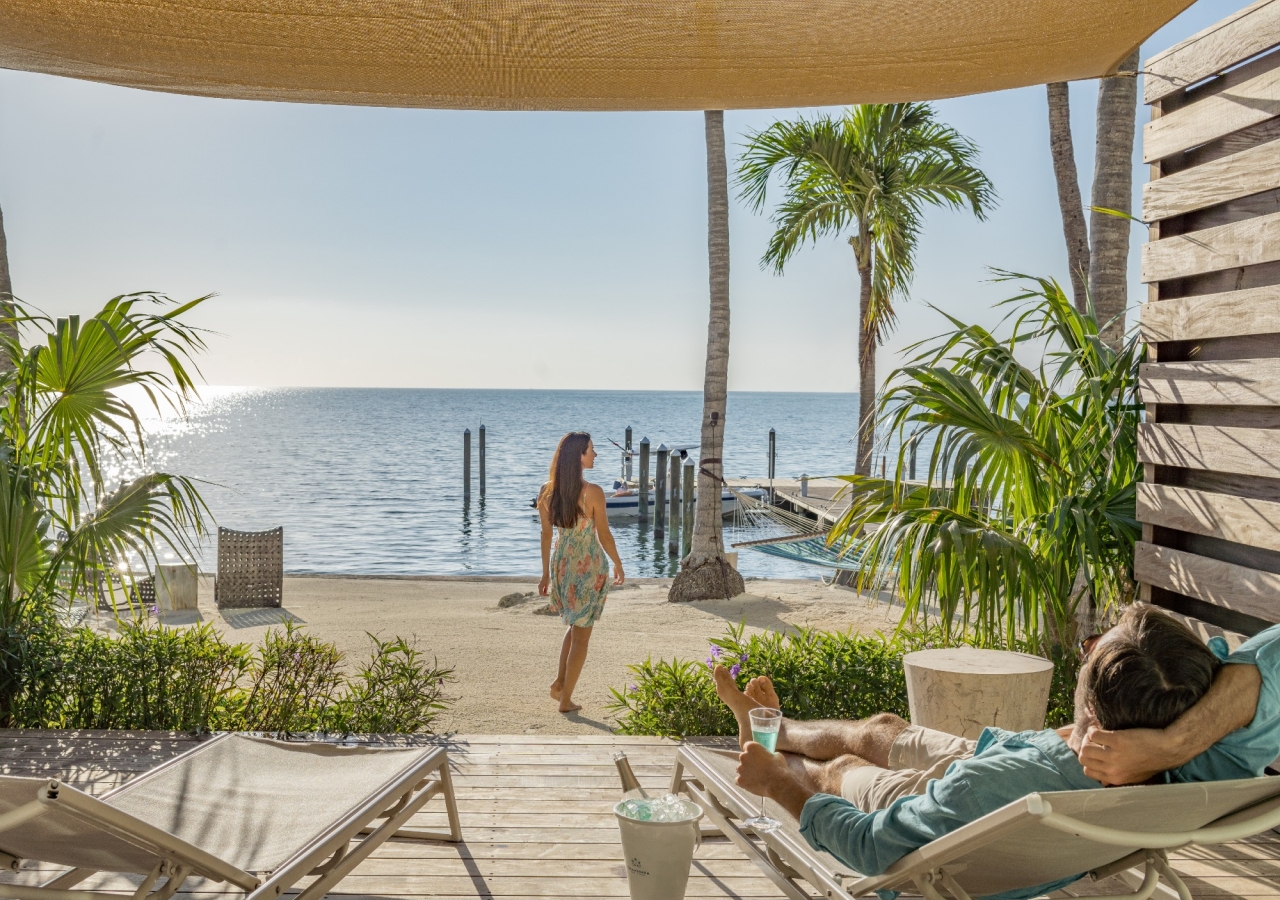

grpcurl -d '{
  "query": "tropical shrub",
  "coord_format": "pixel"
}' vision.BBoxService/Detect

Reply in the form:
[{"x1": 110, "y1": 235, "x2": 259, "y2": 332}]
[
  {"x1": 12, "y1": 621, "x2": 454, "y2": 734},
  {"x1": 0, "y1": 294, "x2": 213, "y2": 723},
  {"x1": 830, "y1": 274, "x2": 1142, "y2": 651},
  {"x1": 609, "y1": 623, "x2": 1078, "y2": 737}
]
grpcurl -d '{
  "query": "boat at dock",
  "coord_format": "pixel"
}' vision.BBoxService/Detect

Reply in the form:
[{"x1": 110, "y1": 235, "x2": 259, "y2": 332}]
[{"x1": 603, "y1": 485, "x2": 765, "y2": 519}]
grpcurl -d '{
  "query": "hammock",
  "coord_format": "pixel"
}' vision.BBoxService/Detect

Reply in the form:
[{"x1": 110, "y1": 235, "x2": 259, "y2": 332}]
[{"x1": 725, "y1": 482, "x2": 865, "y2": 570}]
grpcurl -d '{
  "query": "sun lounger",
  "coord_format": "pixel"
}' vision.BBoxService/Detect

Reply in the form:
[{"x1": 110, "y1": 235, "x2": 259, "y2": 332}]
[
  {"x1": 672, "y1": 742, "x2": 1280, "y2": 900},
  {"x1": 0, "y1": 732, "x2": 461, "y2": 900}
]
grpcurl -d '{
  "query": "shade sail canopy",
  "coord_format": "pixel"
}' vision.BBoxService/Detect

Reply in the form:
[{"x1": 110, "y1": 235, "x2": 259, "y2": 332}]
[{"x1": 0, "y1": 1, "x2": 1190, "y2": 110}]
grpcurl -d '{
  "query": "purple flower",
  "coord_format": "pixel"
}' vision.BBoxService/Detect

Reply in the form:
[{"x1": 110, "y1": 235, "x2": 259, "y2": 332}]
[
  {"x1": 729, "y1": 664, "x2": 741, "y2": 679},
  {"x1": 628, "y1": 683, "x2": 638, "y2": 693},
  {"x1": 705, "y1": 657, "x2": 714, "y2": 669},
  {"x1": 148, "y1": 605, "x2": 158, "y2": 615},
  {"x1": 710, "y1": 646, "x2": 722, "y2": 658},
  {"x1": 739, "y1": 652, "x2": 749, "y2": 663}
]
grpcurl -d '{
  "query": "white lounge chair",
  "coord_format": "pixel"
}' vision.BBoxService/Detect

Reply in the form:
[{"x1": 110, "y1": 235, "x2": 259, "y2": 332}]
[
  {"x1": 672, "y1": 743, "x2": 1280, "y2": 900},
  {"x1": 0, "y1": 732, "x2": 461, "y2": 900}
]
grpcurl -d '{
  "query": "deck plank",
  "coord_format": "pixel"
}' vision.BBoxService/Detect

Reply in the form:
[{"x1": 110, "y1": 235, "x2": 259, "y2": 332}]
[{"x1": 1, "y1": 731, "x2": 1276, "y2": 900}]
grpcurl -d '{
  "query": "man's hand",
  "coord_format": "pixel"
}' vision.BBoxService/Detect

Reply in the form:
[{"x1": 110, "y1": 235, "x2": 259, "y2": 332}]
[
  {"x1": 1080, "y1": 727, "x2": 1169, "y2": 786},
  {"x1": 736, "y1": 741, "x2": 792, "y2": 796},
  {"x1": 736, "y1": 742, "x2": 814, "y2": 819}
]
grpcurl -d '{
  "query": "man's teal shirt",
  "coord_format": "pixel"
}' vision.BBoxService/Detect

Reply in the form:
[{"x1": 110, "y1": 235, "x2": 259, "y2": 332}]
[
  {"x1": 798, "y1": 727, "x2": 1100, "y2": 900},
  {"x1": 1172, "y1": 623, "x2": 1280, "y2": 782}
]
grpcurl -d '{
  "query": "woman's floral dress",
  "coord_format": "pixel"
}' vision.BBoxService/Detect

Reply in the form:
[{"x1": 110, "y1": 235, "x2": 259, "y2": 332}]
[{"x1": 550, "y1": 516, "x2": 610, "y2": 627}]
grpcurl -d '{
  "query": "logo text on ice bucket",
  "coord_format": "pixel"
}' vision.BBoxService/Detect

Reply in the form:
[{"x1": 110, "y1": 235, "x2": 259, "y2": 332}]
[{"x1": 628, "y1": 857, "x2": 649, "y2": 876}]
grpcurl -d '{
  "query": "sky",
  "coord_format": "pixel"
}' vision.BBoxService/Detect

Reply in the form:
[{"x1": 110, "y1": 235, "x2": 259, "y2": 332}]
[{"x1": 0, "y1": 0, "x2": 1243, "y2": 393}]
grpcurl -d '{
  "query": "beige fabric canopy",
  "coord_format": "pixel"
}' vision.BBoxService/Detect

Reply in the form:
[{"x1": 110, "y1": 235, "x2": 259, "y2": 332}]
[{"x1": 0, "y1": 1, "x2": 1190, "y2": 110}]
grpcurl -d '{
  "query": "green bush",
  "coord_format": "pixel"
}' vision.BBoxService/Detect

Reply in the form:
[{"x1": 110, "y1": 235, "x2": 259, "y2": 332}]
[
  {"x1": 12, "y1": 620, "x2": 454, "y2": 734},
  {"x1": 609, "y1": 623, "x2": 1077, "y2": 738}
]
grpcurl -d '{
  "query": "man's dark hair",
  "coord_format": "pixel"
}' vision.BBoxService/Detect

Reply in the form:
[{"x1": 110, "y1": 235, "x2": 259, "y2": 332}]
[{"x1": 1080, "y1": 604, "x2": 1220, "y2": 731}]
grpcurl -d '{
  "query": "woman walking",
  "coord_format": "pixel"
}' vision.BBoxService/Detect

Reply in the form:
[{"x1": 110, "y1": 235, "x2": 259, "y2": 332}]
[{"x1": 538, "y1": 432, "x2": 624, "y2": 713}]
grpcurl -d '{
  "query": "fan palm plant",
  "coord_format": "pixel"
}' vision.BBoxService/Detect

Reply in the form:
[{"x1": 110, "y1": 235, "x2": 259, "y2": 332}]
[
  {"x1": 829, "y1": 273, "x2": 1142, "y2": 650},
  {"x1": 0, "y1": 293, "x2": 212, "y2": 722},
  {"x1": 737, "y1": 104, "x2": 995, "y2": 475}
]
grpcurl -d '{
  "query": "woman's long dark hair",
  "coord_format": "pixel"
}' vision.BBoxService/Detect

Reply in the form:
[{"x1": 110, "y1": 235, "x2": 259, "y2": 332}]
[{"x1": 544, "y1": 432, "x2": 591, "y2": 528}]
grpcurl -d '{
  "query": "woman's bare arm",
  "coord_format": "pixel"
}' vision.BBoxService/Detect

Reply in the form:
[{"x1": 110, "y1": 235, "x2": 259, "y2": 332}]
[
  {"x1": 1079, "y1": 663, "x2": 1261, "y2": 785},
  {"x1": 588, "y1": 485, "x2": 625, "y2": 584},
  {"x1": 537, "y1": 488, "x2": 553, "y2": 596}
]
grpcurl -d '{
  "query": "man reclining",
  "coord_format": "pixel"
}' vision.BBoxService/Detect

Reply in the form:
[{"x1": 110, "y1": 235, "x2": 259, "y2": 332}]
[{"x1": 713, "y1": 605, "x2": 1239, "y2": 898}]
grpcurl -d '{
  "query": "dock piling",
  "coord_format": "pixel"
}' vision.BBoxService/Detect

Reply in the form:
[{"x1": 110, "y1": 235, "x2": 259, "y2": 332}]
[
  {"x1": 668, "y1": 454, "x2": 681, "y2": 555},
  {"x1": 800, "y1": 473, "x2": 808, "y2": 498},
  {"x1": 478, "y1": 424, "x2": 486, "y2": 497},
  {"x1": 654, "y1": 444, "x2": 668, "y2": 535},
  {"x1": 638, "y1": 438, "x2": 650, "y2": 521},
  {"x1": 768, "y1": 428, "x2": 776, "y2": 501},
  {"x1": 681, "y1": 460, "x2": 695, "y2": 558},
  {"x1": 625, "y1": 426, "x2": 633, "y2": 483},
  {"x1": 463, "y1": 429, "x2": 472, "y2": 502},
  {"x1": 909, "y1": 436, "x2": 918, "y2": 481}
]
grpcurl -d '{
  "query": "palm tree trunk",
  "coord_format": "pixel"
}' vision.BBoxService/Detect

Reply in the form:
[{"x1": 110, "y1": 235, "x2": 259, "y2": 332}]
[
  {"x1": 0, "y1": 201, "x2": 16, "y2": 372},
  {"x1": 1046, "y1": 83, "x2": 1090, "y2": 311},
  {"x1": 669, "y1": 110, "x2": 744, "y2": 602},
  {"x1": 1088, "y1": 49, "x2": 1140, "y2": 349},
  {"x1": 855, "y1": 241, "x2": 875, "y2": 476}
]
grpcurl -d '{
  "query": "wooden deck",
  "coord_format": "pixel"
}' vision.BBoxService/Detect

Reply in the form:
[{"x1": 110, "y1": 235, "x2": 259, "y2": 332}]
[
  {"x1": 2, "y1": 730, "x2": 1277, "y2": 899},
  {"x1": 727, "y1": 478, "x2": 851, "y2": 527}
]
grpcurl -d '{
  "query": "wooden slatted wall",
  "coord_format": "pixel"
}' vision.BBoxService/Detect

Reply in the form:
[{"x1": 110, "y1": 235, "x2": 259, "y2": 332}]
[{"x1": 1138, "y1": 0, "x2": 1280, "y2": 635}]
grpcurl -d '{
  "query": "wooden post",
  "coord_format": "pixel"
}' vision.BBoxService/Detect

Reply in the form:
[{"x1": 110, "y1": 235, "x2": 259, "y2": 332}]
[
  {"x1": 681, "y1": 460, "x2": 695, "y2": 557},
  {"x1": 800, "y1": 473, "x2": 808, "y2": 498},
  {"x1": 768, "y1": 428, "x2": 776, "y2": 501},
  {"x1": 669, "y1": 454, "x2": 681, "y2": 554},
  {"x1": 638, "y1": 437, "x2": 650, "y2": 521},
  {"x1": 478, "y1": 424, "x2": 486, "y2": 497},
  {"x1": 654, "y1": 444, "x2": 668, "y2": 535},
  {"x1": 463, "y1": 429, "x2": 471, "y2": 502},
  {"x1": 625, "y1": 426, "x2": 633, "y2": 483}
]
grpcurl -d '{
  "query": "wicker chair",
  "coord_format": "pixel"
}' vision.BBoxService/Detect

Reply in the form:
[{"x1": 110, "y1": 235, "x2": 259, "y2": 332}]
[{"x1": 215, "y1": 526, "x2": 283, "y2": 609}]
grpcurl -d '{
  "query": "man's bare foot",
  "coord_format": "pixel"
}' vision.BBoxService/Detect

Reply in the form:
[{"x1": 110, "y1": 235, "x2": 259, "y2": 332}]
[
  {"x1": 745, "y1": 676, "x2": 781, "y2": 711},
  {"x1": 714, "y1": 664, "x2": 762, "y2": 749},
  {"x1": 550, "y1": 682, "x2": 562, "y2": 701},
  {"x1": 559, "y1": 701, "x2": 582, "y2": 713}
]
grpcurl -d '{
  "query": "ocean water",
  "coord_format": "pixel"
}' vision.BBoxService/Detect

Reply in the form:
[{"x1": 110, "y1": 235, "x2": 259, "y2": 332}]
[{"x1": 132, "y1": 388, "x2": 870, "y2": 579}]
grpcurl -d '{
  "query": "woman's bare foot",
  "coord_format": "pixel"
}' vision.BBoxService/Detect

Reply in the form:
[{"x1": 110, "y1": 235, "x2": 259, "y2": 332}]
[
  {"x1": 745, "y1": 676, "x2": 781, "y2": 711},
  {"x1": 713, "y1": 664, "x2": 761, "y2": 749},
  {"x1": 559, "y1": 700, "x2": 582, "y2": 713},
  {"x1": 550, "y1": 682, "x2": 562, "y2": 701}
]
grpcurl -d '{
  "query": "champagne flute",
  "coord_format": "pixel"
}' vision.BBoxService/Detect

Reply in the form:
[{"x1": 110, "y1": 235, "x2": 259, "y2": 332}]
[{"x1": 744, "y1": 707, "x2": 783, "y2": 833}]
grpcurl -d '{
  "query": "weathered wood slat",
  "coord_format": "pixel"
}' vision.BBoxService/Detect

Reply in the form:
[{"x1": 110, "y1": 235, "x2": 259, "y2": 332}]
[
  {"x1": 1138, "y1": 423, "x2": 1280, "y2": 477},
  {"x1": 1144, "y1": 131, "x2": 1280, "y2": 222},
  {"x1": 1145, "y1": 0, "x2": 1280, "y2": 103},
  {"x1": 1140, "y1": 358, "x2": 1280, "y2": 405},
  {"x1": 1142, "y1": 210, "x2": 1280, "y2": 282},
  {"x1": 1136, "y1": 483, "x2": 1280, "y2": 552},
  {"x1": 1134, "y1": 542, "x2": 1280, "y2": 621},
  {"x1": 1144, "y1": 63, "x2": 1280, "y2": 163},
  {"x1": 1140, "y1": 285, "x2": 1280, "y2": 341}
]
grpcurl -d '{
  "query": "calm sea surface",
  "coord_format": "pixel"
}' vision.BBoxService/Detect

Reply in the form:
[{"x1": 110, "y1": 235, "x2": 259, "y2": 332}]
[{"x1": 133, "y1": 389, "x2": 870, "y2": 579}]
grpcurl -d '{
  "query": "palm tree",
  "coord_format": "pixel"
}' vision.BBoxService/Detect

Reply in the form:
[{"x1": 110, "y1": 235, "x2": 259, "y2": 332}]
[
  {"x1": 0, "y1": 293, "x2": 212, "y2": 722},
  {"x1": 670, "y1": 111, "x2": 745, "y2": 603},
  {"x1": 1088, "y1": 51, "x2": 1140, "y2": 348},
  {"x1": 830, "y1": 273, "x2": 1143, "y2": 650},
  {"x1": 737, "y1": 104, "x2": 995, "y2": 475},
  {"x1": 1046, "y1": 83, "x2": 1090, "y2": 309}
]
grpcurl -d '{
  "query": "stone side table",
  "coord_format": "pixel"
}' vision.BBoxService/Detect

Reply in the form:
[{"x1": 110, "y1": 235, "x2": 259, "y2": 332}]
[{"x1": 903, "y1": 648, "x2": 1055, "y2": 740}]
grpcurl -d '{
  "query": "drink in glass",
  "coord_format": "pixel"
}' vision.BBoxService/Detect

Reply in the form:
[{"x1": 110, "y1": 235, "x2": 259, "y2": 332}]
[{"x1": 745, "y1": 708, "x2": 783, "y2": 833}]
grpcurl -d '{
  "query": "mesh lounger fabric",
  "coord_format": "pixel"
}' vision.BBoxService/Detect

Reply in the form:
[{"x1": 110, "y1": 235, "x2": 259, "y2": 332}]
[
  {"x1": 0, "y1": 735, "x2": 441, "y2": 876},
  {"x1": 0, "y1": 1, "x2": 1193, "y2": 111}
]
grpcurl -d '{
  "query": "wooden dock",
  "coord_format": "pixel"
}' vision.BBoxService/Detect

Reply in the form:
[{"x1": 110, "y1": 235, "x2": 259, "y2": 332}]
[{"x1": 3, "y1": 730, "x2": 1277, "y2": 899}]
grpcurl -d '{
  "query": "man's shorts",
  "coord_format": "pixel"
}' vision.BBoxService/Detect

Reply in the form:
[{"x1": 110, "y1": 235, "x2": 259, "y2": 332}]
[{"x1": 840, "y1": 724, "x2": 976, "y2": 811}]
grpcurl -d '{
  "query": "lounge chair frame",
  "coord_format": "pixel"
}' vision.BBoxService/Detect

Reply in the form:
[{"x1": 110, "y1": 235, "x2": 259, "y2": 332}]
[
  {"x1": 0, "y1": 733, "x2": 461, "y2": 900},
  {"x1": 672, "y1": 744, "x2": 1280, "y2": 900}
]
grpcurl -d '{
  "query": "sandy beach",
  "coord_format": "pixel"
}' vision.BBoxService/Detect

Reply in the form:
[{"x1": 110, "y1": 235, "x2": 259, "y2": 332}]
[{"x1": 114, "y1": 576, "x2": 904, "y2": 735}]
